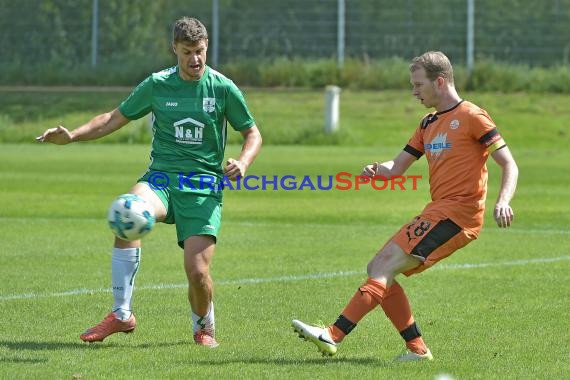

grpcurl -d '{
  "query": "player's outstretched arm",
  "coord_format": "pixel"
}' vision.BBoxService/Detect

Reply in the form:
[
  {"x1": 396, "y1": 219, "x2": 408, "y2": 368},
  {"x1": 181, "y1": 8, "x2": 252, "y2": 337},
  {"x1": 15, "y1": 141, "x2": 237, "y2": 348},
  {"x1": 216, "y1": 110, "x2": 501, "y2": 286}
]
[
  {"x1": 224, "y1": 125, "x2": 262, "y2": 181},
  {"x1": 491, "y1": 146, "x2": 519, "y2": 228},
  {"x1": 36, "y1": 108, "x2": 130, "y2": 145},
  {"x1": 362, "y1": 150, "x2": 417, "y2": 179}
]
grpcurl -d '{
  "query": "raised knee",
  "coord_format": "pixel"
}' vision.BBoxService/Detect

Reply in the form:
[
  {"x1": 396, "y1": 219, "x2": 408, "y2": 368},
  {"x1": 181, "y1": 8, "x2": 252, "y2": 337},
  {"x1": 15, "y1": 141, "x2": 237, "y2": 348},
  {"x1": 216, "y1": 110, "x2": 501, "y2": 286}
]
[
  {"x1": 366, "y1": 244, "x2": 400, "y2": 278},
  {"x1": 367, "y1": 250, "x2": 388, "y2": 277},
  {"x1": 366, "y1": 260, "x2": 376, "y2": 276}
]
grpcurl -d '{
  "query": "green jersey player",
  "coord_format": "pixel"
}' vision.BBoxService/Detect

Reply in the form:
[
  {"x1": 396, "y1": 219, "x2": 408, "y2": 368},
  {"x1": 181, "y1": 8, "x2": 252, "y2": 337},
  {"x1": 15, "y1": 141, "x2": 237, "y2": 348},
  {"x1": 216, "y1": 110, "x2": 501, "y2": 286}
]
[{"x1": 36, "y1": 17, "x2": 262, "y2": 348}]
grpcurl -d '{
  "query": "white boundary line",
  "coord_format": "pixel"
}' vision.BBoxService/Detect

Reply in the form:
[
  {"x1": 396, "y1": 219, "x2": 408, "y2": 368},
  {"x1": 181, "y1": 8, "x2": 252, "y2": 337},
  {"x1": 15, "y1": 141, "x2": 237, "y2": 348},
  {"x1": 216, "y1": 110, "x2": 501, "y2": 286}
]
[
  {"x1": 0, "y1": 217, "x2": 569, "y2": 236},
  {"x1": 2, "y1": 255, "x2": 569, "y2": 302}
]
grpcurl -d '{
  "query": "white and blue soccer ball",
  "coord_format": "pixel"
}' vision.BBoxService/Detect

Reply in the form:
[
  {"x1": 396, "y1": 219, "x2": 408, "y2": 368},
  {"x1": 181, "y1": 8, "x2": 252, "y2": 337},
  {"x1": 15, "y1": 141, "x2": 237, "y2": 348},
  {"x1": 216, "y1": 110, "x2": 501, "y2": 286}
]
[{"x1": 108, "y1": 194, "x2": 155, "y2": 241}]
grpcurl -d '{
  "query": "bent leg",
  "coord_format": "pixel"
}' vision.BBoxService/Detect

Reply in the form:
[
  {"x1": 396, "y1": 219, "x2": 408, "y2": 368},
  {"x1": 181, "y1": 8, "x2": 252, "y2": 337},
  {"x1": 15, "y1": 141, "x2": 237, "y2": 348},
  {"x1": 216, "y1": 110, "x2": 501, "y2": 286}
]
[
  {"x1": 114, "y1": 182, "x2": 167, "y2": 248},
  {"x1": 111, "y1": 183, "x2": 167, "y2": 318},
  {"x1": 381, "y1": 281, "x2": 428, "y2": 354},
  {"x1": 366, "y1": 241, "x2": 423, "y2": 286},
  {"x1": 328, "y1": 241, "x2": 422, "y2": 342},
  {"x1": 80, "y1": 183, "x2": 168, "y2": 342}
]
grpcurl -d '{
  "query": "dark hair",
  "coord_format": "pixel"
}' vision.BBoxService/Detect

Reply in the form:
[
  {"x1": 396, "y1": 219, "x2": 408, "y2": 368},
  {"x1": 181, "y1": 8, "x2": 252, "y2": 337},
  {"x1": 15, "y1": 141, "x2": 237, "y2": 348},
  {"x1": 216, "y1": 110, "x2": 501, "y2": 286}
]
[
  {"x1": 173, "y1": 17, "x2": 208, "y2": 43},
  {"x1": 409, "y1": 51, "x2": 454, "y2": 84}
]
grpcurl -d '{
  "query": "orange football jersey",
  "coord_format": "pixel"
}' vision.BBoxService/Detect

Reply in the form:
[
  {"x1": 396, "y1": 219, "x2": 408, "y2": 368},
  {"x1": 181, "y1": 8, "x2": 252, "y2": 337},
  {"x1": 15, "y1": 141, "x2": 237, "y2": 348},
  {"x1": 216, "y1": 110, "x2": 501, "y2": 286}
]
[{"x1": 404, "y1": 101, "x2": 506, "y2": 235}]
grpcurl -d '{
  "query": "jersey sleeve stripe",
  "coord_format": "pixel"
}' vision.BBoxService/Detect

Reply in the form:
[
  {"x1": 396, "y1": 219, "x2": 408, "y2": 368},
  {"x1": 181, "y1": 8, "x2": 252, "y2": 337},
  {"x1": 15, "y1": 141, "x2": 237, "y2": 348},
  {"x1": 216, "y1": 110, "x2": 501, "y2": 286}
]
[
  {"x1": 404, "y1": 144, "x2": 423, "y2": 159},
  {"x1": 478, "y1": 128, "x2": 501, "y2": 146},
  {"x1": 487, "y1": 139, "x2": 507, "y2": 153}
]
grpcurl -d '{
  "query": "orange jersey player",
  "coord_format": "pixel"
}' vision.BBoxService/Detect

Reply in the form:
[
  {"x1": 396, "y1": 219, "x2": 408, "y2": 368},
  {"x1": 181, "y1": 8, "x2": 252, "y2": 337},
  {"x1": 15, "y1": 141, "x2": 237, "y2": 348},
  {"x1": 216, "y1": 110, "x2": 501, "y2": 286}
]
[
  {"x1": 396, "y1": 100, "x2": 507, "y2": 275},
  {"x1": 292, "y1": 51, "x2": 518, "y2": 361}
]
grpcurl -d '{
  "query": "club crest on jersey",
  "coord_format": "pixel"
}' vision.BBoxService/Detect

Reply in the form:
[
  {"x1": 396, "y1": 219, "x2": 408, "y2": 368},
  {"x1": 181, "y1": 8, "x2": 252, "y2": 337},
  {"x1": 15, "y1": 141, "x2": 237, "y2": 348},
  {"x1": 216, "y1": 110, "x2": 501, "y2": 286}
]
[
  {"x1": 203, "y1": 98, "x2": 216, "y2": 113},
  {"x1": 450, "y1": 119, "x2": 460, "y2": 129}
]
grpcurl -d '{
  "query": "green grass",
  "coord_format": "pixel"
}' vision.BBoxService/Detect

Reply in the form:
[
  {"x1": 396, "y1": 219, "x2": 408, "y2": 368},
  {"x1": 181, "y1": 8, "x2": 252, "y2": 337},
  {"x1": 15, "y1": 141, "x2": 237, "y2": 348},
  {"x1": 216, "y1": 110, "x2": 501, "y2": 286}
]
[
  {"x1": 1, "y1": 88, "x2": 570, "y2": 149},
  {"x1": 1, "y1": 139, "x2": 569, "y2": 379},
  {"x1": 1, "y1": 88, "x2": 569, "y2": 378}
]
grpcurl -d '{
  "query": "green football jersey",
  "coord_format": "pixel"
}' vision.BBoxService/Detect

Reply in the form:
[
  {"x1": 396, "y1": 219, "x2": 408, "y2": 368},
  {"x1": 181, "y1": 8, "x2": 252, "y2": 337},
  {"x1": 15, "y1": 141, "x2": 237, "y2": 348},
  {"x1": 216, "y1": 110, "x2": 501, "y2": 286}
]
[{"x1": 119, "y1": 65, "x2": 255, "y2": 179}]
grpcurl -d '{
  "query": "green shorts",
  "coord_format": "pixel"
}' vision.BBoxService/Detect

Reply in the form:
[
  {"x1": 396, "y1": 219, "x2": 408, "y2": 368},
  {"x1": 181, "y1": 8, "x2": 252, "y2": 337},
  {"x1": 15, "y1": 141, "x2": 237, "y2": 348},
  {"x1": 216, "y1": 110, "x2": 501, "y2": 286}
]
[{"x1": 138, "y1": 171, "x2": 223, "y2": 248}]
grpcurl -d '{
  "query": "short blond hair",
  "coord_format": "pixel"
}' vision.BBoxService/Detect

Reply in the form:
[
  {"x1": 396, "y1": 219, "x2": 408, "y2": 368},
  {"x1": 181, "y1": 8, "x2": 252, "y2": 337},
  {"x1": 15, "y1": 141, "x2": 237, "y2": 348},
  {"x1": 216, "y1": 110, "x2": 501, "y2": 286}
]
[{"x1": 409, "y1": 51, "x2": 454, "y2": 84}]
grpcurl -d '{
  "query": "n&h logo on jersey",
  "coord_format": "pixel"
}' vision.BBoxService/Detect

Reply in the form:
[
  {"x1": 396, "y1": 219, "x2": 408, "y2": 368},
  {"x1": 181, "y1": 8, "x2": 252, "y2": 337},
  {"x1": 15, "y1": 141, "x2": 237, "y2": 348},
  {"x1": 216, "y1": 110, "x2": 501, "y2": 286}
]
[{"x1": 203, "y1": 98, "x2": 215, "y2": 113}]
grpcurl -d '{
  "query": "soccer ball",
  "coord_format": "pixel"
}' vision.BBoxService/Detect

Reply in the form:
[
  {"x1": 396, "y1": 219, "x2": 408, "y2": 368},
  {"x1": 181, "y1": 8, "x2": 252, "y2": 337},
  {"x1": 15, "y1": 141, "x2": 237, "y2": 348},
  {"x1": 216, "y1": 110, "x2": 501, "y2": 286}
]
[{"x1": 108, "y1": 194, "x2": 156, "y2": 241}]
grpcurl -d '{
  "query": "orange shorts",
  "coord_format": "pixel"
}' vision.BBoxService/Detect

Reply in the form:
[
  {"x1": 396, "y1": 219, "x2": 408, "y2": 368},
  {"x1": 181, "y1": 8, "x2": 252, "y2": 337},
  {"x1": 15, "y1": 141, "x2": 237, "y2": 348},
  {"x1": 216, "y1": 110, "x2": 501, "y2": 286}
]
[{"x1": 390, "y1": 212, "x2": 477, "y2": 276}]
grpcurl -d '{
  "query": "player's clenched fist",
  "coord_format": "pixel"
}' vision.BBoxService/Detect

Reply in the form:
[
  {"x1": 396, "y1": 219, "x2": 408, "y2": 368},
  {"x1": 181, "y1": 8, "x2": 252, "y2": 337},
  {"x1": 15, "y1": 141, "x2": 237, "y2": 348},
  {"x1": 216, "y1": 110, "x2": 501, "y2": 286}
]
[
  {"x1": 362, "y1": 162, "x2": 378, "y2": 178},
  {"x1": 224, "y1": 158, "x2": 247, "y2": 181}
]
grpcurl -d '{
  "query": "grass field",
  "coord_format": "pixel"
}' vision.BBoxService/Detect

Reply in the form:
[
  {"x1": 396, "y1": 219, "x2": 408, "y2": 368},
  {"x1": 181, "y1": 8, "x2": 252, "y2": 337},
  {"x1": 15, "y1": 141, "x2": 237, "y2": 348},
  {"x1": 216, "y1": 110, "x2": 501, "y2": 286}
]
[
  {"x1": 1, "y1": 142, "x2": 569, "y2": 380},
  {"x1": 1, "y1": 88, "x2": 569, "y2": 147},
  {"x1": 1, "y1": 89, "x2": 569, "y2": 379}
]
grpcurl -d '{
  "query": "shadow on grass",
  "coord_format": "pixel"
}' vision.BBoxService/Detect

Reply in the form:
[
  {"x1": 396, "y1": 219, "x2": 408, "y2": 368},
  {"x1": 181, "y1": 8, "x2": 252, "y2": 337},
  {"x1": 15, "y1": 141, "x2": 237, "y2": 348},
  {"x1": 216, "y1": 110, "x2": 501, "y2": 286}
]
[
  {"x1": 1, "y1": 357, "x2": 48, "y2": 364},
  {"x1": 1, "y1": 340, "x2": 391, "y2": 367},
  {"x1": 1, "y1": 341, "x2": 92, "y2": 351},
  {"x1": 0, "y1": 339, "x2": 191, "y2": 352},
  {"x1": 181, "y1": 356, "x2": 392, "y2": 367}
]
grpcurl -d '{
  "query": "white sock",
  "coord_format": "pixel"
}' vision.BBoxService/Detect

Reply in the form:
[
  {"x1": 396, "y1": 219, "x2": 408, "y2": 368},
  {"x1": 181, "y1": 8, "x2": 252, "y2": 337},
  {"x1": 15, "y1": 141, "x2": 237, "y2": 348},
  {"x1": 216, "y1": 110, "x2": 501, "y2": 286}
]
[
  {"x1": 111, "y1": 247, "x2": 141, "y2": 320},
  {"x1": 192, "y1": 302, "x2": 215, "y2": 334}
]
